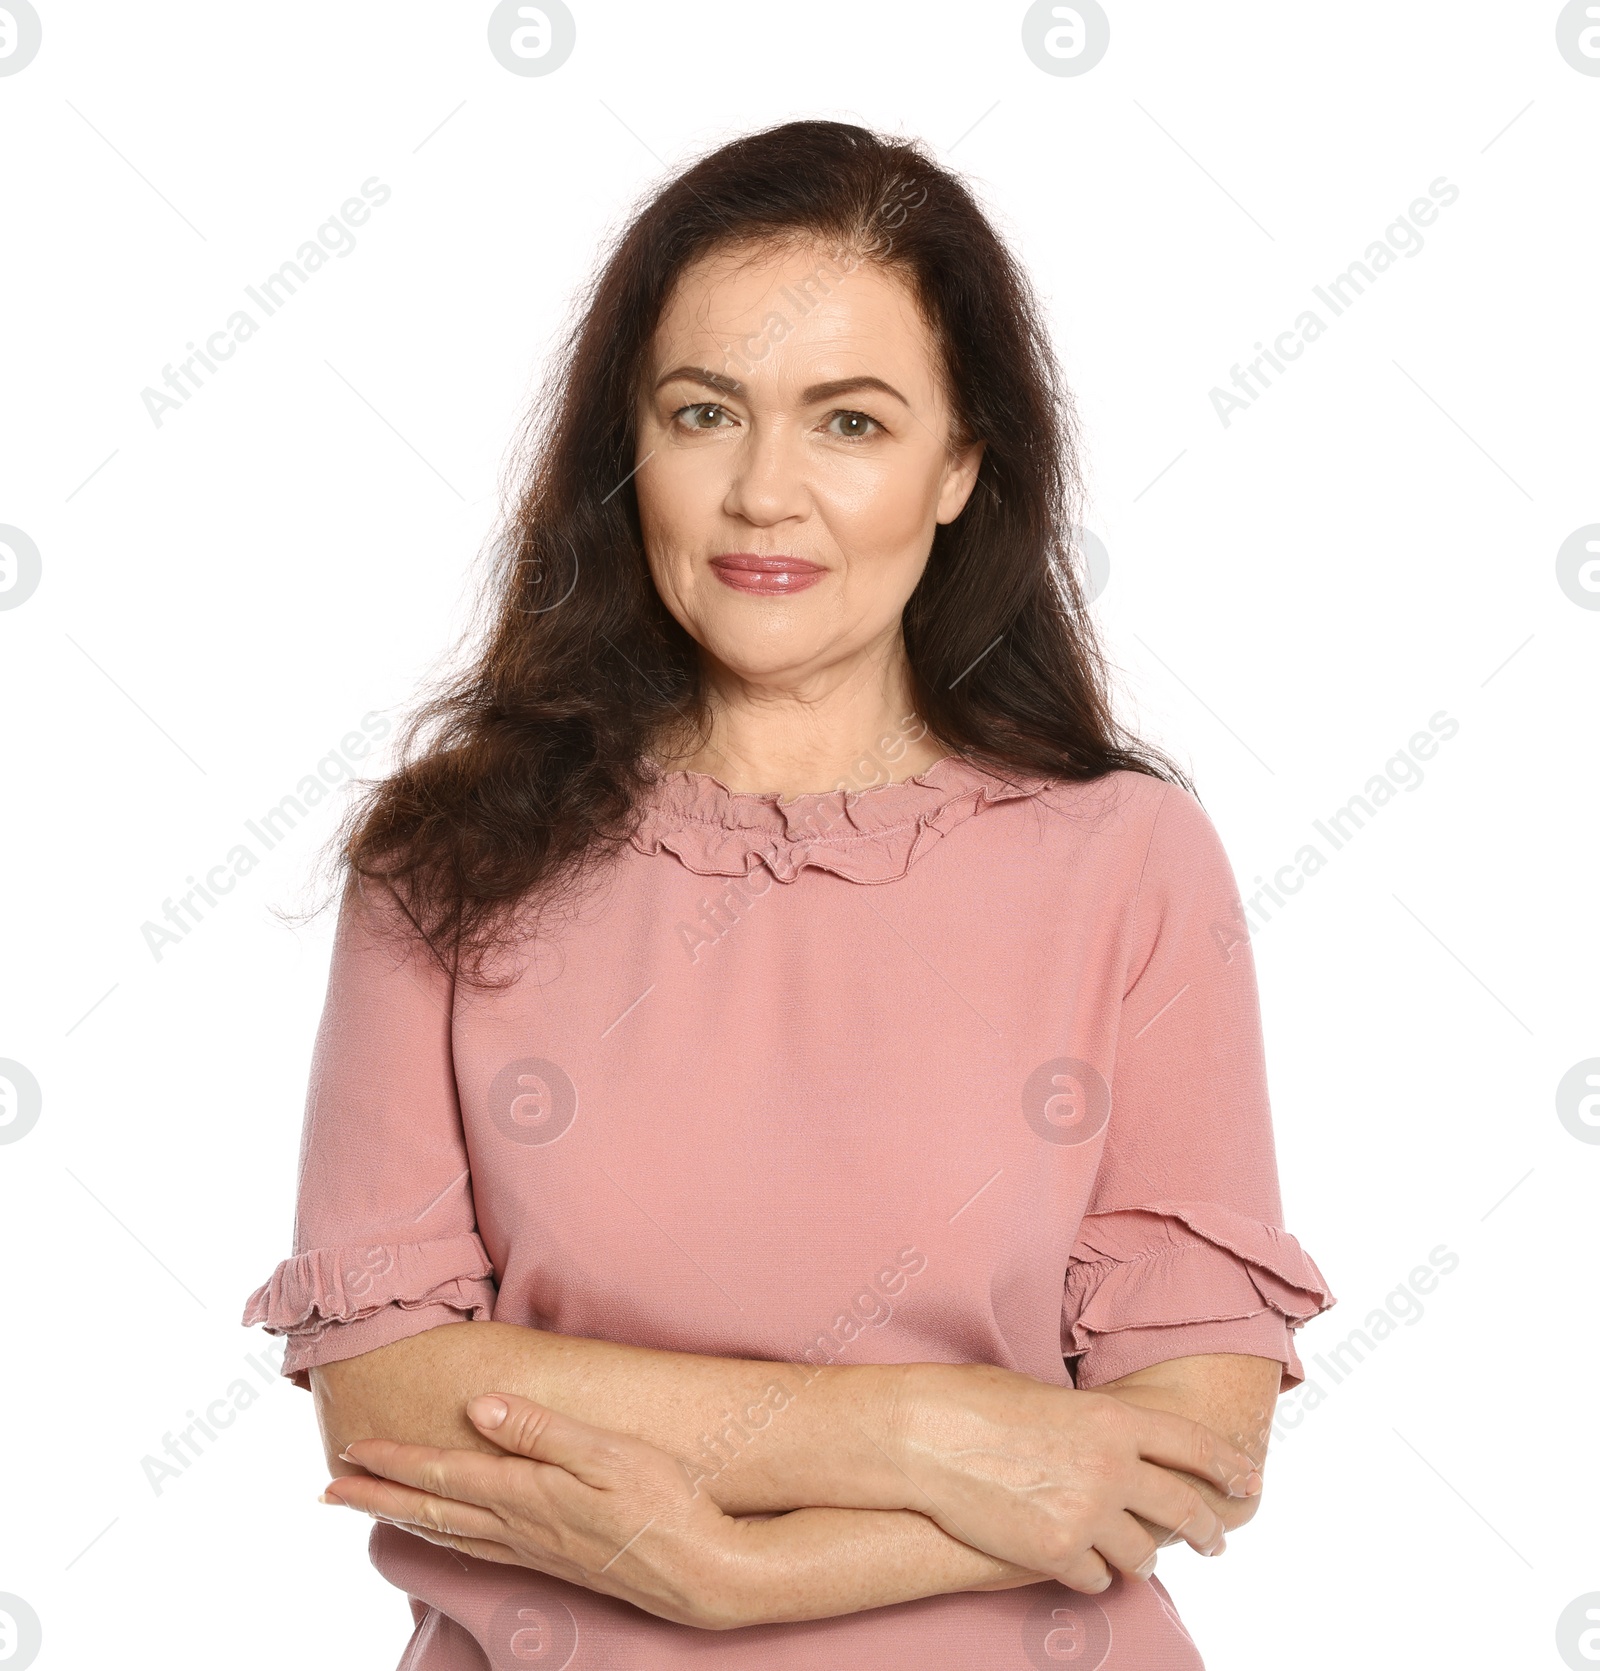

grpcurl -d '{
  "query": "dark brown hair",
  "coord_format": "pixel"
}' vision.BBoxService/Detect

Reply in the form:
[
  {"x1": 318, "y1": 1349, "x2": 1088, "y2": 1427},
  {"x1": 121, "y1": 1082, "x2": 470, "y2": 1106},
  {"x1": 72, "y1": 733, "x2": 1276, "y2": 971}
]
[{"x1": 326, "y1": 118, "x2": 1190, "y2": 986}]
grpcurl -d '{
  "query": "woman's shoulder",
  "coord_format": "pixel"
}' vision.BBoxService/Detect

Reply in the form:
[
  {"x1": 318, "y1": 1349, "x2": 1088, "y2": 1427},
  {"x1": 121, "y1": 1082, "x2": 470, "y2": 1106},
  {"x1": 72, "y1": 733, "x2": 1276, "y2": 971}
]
[
  {"x1": 1026, "y1": 764, "x2": 1174, "y2": 839},
  {"x1": 1016, "y1": 766, "x2": 1227, "y2": 886}
]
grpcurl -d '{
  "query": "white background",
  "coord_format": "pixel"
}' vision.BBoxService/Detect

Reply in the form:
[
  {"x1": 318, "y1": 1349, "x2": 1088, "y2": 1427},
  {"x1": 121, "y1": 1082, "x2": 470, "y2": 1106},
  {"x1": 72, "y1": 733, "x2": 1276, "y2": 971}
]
[{"x1": 2, "y1": 3, "x2": 1596, "y2": 1667}]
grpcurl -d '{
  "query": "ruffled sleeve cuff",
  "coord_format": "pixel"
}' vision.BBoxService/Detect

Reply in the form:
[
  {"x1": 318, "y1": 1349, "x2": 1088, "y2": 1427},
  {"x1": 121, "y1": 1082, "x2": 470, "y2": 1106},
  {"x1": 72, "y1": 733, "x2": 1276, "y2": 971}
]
[
  {"x1": 241, "y1": 1232, "x2": 498, "y2": 1389},
  {"x1": 1062, "y1": 1202, "x2": 1335, "y2": 1391}
]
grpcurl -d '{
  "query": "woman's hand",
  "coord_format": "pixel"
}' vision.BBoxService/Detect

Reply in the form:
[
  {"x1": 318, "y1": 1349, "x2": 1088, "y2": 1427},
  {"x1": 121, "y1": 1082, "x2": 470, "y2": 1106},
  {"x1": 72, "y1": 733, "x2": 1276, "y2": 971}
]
[
  {"x1": 322, "y1": 1393, "x2": 759, "y2": 1629},
  {"x1": 885, "y1": 1362, "x2": 1263, "y2": 1592}
]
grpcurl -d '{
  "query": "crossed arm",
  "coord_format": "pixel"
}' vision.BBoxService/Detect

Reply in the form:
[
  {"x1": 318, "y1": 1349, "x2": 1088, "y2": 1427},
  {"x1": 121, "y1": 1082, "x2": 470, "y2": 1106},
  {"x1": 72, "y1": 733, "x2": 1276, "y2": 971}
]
[{"x1": 310, "y1": 1320, "x2": 1279, "y2": 1628}]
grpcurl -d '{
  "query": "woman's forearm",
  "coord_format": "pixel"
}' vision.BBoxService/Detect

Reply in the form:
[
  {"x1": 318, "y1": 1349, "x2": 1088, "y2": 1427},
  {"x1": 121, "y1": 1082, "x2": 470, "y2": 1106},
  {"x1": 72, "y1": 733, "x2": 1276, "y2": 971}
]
[
  {"x1": 311, "y1": 1320, "x2": 910, "y2": 1515},
  {"x1": 313, "y1": 1324, "x2": 1064, "y2": 1618},
  {"x1": 722, "y1": 1507, "x2": 1049, "y2": 1626},
  {"x1": 314, "y1": 1332, "x2": 1275, "y2": 1622}
]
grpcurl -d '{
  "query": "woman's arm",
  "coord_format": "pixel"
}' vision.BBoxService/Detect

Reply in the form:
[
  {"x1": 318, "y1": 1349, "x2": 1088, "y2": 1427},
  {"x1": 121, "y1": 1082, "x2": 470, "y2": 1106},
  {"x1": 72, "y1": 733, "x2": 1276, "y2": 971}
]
[
  {"x1": 314, "y1": 1322, "x2": 1271, "y2": 1619},
  {"x1": 311, "y1": 1319, "x2": 902, "y2": 1513},
  {"x1": 312, "y1": 1322, "x2": 1256, "y2": 1526},
  {"x1": 324, "y1": 1390, "x2": 1050, "y2": 1628},
  {"x1": 324, "y1": 1352, "x2": 1277, "y2": 1628}
]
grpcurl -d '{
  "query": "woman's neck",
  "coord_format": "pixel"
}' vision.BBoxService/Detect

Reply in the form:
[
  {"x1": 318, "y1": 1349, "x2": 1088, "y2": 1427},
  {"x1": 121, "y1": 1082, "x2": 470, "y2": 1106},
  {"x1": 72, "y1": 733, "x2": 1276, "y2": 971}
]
[{"x1": 649, "y1": 656, "x2": 949, "y2": 801}]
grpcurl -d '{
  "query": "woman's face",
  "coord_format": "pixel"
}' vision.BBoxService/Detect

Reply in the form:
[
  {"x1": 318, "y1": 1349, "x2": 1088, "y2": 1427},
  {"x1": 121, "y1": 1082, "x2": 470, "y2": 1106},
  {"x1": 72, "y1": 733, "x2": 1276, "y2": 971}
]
[{"x1": 633, "y1": 240, "x2": 984, "y2": 688}]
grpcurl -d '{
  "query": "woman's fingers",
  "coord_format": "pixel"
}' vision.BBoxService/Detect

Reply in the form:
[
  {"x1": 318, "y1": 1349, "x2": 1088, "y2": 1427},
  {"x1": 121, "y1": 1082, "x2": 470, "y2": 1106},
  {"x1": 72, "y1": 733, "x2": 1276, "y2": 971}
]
[
  {"x1": 324, "y1": 1478, "x2": 528, "y2": 1567},
  {"x1": 336, "y1": 1436, "x2": 529, "y2": 1513},
  {"x1": 1089, "y1": 1510, "x2": 1164, "y2": 1583},
  {"x1": 1126, "y1": 1462, "x2": 1227, "y2": 1557},
  {"x1": 322, "y1": 1471, "x2": 512, "y2": 1547},
  {"x1": 1123, "y1": 1404, "x2": 1262, "y2": 1498},
  {"x1": 468, "y1": 1392, "x2": 640, "y2": 1489},
  {"x1": 336, "y1": 1392, "x2": 635, "y2": 1523},
  {"x1": 1055, "y1": 1546, "x2": 1115, "y2": 1595}
]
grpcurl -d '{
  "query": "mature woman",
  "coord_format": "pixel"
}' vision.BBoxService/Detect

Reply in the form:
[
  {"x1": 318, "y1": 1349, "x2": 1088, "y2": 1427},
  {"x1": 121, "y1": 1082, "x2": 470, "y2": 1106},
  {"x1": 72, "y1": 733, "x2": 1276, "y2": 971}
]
[{"x1": 243, "y1": 119, "x2": 1334, "y2": 1669}]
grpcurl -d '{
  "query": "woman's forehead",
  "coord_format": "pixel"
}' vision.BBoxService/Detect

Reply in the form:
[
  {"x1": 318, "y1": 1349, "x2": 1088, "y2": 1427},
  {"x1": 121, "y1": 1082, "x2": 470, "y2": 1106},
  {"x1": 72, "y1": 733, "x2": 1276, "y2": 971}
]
[{"x1": 650, "y1": 244, "x2": 939, "y2": 389}]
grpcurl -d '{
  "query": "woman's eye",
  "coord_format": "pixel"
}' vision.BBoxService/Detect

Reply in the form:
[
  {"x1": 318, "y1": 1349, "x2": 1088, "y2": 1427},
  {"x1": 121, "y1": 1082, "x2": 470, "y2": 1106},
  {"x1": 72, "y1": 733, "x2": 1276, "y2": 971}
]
[
  {"x1": 827, "y1": 409, "x2": 881, "y2": 440},
  {"x1": 674, "y1": 403, "x2": 731, "y2": 431}
]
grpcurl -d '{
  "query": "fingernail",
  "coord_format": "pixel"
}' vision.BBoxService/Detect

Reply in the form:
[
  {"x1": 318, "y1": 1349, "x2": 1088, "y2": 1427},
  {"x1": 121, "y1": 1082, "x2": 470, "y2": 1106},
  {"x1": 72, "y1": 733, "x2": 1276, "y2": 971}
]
[
  {"x1": 1135, "y1": 1556, "x2": 1157, "y2": 1581},
  {"x1": 468, "y1": 1395, "x2": 508, "y2": 1429},
  {"x1": 1228, "y1": 1470, "x2": 1263, "y2": 1497},
  {"x1": 1207, "y1": 1536, "x2": 1227, "y2": 1557},
  {"x1": 318, "y1": 1490, "x2": 348, "y2": 1506},
  {"x1": 337, "y1": 1448, "x2": 358, "y2": 1464}
]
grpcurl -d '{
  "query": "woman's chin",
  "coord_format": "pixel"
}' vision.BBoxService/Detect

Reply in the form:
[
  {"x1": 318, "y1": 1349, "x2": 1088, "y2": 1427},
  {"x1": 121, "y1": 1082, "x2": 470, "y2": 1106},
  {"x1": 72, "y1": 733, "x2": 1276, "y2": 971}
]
[{"x1": 696, "y1": 627, "x2": 844, "y2": 683}]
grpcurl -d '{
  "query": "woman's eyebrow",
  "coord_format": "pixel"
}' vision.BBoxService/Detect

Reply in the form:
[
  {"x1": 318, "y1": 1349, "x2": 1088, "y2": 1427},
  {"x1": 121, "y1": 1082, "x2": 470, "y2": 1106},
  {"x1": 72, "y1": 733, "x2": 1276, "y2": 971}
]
[
  {"x1": 802, "y1": 375, "x2": 910, "y2": 409},
  {"x1": 654, "y1": 364, "x2": 743, "y2": 396},
  {"x1": 652, "y1": 366, "x2": 911, "y2": 408}
]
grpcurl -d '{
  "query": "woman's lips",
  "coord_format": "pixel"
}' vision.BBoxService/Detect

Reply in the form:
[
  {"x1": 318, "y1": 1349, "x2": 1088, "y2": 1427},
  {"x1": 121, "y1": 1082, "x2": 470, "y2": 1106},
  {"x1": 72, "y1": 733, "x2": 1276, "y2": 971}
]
[{"x1": 708, "y1": 554, "x2": 825, "y2": 595}]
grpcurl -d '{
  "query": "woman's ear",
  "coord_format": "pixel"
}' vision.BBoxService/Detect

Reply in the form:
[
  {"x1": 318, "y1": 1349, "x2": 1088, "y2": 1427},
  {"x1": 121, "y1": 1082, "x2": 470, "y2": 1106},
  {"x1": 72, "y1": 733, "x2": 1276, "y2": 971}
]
[{"x1": 935, "y1": 437, "x2": 987, "y2": 525}]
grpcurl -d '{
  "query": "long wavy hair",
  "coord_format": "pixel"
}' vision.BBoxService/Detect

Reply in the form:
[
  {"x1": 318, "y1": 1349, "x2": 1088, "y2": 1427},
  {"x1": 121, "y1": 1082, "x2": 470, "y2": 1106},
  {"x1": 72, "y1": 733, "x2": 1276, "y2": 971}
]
[{"x1": 326, "y1": 118, "x2": 1190, "y2": 987}]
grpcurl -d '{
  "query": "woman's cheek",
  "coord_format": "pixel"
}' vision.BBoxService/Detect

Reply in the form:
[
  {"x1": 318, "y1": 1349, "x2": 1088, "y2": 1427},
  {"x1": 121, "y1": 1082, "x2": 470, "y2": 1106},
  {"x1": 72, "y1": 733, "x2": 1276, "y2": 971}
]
[
  {"x1": 639, "y1": 432, "x2": 728, "y2": 525},
  {"x1": 819, "y1": 455, "x2": 941, "y2": 558}
]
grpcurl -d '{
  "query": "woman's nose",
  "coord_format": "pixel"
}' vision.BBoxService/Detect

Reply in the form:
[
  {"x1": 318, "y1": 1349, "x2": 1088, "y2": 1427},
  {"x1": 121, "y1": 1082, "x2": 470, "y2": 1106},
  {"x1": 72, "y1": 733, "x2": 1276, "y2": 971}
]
[{"x1": 720, "y1": 421, "x2": 810, "y2": 526}]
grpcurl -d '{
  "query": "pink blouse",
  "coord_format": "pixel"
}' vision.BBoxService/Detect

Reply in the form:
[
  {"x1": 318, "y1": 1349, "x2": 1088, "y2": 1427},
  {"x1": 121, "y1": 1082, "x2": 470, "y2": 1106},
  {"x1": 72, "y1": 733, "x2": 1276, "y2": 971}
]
[{"x1": 243, "y1": 755, "x2": 1335, "y2": 1670}]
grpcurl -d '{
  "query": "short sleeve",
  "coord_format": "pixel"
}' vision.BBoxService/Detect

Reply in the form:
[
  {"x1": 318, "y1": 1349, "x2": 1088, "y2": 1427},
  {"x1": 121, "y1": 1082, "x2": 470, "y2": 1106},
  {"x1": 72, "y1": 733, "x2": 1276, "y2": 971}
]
[
  {"x1": 1062, "y1": 784, "x2": 1335, "y2": 1392},
  {"x1": 241, "y1": 879, "x2": 498, "y2": 1389}
]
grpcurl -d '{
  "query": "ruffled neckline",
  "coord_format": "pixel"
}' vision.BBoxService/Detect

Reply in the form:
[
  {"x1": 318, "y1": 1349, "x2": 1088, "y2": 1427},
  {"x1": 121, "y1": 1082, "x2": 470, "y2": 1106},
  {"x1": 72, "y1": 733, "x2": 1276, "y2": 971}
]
[{"x1": 628, "y1": 752, "x2": 1054, "y2": 884}]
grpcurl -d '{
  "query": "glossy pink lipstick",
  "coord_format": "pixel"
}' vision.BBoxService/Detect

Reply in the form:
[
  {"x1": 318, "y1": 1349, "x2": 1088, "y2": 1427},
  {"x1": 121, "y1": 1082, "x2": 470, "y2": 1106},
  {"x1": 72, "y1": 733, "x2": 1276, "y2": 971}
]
[{"x1": 708, "y1": 553, "x2": 825, "y2": 595}]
